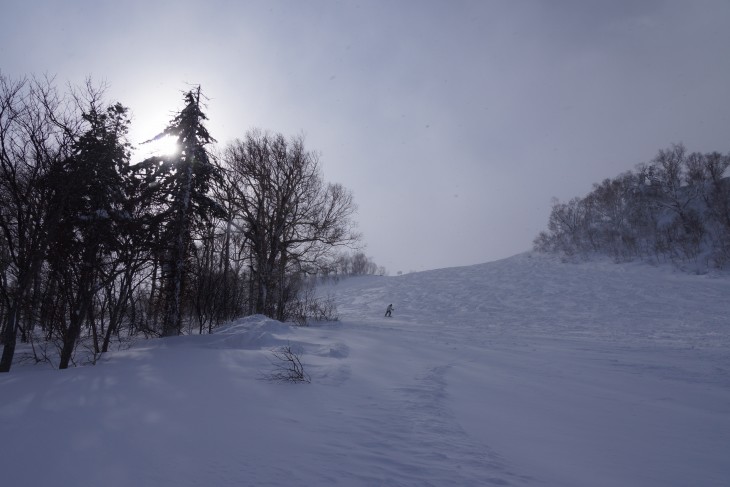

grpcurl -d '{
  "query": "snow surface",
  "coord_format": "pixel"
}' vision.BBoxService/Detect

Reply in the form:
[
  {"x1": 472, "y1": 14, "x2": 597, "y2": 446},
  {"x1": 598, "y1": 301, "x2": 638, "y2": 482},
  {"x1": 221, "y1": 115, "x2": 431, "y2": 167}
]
[{"x1": 1, "y1": 252, "x2": 729, "y2": 486}]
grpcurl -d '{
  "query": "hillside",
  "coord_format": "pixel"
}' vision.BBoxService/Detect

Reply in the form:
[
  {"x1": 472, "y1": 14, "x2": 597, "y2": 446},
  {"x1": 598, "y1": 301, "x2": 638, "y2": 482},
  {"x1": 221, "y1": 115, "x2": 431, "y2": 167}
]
[{"x1": 1, "y1": 252, "x2": 729, "y2": 486}]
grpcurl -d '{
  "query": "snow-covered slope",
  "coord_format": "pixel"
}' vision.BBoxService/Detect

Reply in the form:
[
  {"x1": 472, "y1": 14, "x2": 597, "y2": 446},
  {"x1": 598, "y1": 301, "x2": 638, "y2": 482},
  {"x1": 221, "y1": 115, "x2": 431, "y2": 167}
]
[
  {"x1": 1, "y1": 253, "x2": 729, "y2": 486},
  {"x1": 330, "y1": 252, "x2": 730, "y2": 347}
]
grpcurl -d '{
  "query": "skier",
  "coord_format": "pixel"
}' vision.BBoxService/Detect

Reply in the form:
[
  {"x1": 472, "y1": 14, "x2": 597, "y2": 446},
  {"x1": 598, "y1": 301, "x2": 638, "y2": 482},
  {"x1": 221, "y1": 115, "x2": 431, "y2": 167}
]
[{"x1": 385, "y1": 304, "x2": 394, "y2": 317}]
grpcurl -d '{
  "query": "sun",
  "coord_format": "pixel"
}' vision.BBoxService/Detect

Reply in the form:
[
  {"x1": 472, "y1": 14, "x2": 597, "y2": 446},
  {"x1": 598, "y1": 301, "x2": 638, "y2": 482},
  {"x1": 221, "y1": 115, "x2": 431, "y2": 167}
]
[
  {"x1": 149, "y1": 134, "x2": 180, "y2": 157},
  {"x1": 133, "y1": 133, "x2": 180, "y2": 162}
]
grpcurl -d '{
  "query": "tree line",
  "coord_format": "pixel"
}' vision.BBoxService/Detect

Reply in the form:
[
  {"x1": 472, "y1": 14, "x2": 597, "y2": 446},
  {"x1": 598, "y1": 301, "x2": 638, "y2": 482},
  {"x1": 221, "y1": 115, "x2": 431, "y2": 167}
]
[
  {"x1": 534, "y1": 143, "x2": 730, "y2": 271},
  {"x1": 325, "y1": 251, "x2": 387, "y2": 279},
  {"x1": 0, "y1": 75, "x2": 364, "y2": 372}
]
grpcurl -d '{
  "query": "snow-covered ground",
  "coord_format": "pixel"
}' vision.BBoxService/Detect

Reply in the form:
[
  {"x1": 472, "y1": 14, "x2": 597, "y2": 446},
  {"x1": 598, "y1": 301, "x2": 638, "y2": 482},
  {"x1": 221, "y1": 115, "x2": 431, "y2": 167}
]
[{"x1": 1, "y1": 252, "x2": 729, "y2": 486}]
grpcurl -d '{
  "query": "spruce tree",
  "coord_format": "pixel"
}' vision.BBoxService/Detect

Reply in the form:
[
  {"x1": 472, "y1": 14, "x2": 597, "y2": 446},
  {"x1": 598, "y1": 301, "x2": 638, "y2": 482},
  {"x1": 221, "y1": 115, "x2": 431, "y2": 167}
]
[
  {"x1": 144, "y1": 87, "x2": 223, "y2": 336},
  {"x1": 49, "y1": 102, "x2": 132, "y2": 369}
]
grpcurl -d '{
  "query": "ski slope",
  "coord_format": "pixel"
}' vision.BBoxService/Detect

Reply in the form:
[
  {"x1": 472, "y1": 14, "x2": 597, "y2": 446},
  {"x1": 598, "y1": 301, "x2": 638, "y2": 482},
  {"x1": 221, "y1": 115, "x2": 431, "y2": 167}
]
[{"x1": 1, "y1": 252, "x2": 729, "y2": 486}]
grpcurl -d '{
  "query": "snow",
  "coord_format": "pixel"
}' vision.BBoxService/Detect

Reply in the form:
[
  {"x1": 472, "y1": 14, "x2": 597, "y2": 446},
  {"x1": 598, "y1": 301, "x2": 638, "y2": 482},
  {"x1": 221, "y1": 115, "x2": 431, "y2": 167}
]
[{"x1": 2, "y1": 252, "x2": 729, "y2": 486}]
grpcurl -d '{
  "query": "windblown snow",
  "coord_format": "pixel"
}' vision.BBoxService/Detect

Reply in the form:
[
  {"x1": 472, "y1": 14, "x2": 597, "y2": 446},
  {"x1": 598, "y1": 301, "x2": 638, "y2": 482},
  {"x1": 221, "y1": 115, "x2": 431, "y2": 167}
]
[{"x1": 1, "y1": 252, "x2": 729, "y2": 486}]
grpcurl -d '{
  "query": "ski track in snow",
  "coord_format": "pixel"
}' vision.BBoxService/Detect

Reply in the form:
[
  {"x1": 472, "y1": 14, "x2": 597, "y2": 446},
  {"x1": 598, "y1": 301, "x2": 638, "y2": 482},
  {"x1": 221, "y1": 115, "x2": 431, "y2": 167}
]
[
  {"x1": 303, "y1": 359, "x2": 525, "y2": 486},
  {"x1": 1, "y1": 252, "x2": 730, "y2": 486}
]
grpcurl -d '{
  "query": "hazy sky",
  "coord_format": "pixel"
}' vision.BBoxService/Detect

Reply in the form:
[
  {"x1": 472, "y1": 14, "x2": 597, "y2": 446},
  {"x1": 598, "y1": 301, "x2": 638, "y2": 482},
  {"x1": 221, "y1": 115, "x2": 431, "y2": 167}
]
[{"x1": 2, "y1": 1, "x2": 729, "y2": 272}]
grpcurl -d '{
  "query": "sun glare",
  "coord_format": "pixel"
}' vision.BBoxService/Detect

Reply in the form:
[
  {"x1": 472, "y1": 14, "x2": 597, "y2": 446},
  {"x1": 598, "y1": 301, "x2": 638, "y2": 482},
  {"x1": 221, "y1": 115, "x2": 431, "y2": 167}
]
[
  {"x1": 150, "y1": 135, "x2": 180, "y2": 157},
  {"x1": 136, "y1": 133, "x2": 181, "y2": 160}
]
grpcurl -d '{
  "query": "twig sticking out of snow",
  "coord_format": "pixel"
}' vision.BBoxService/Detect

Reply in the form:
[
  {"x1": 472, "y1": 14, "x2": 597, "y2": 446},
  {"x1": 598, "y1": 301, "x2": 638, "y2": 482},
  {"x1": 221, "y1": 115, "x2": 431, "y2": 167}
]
[{"x1": 264, "y1": 344, "x2": 311, "y2": 383}]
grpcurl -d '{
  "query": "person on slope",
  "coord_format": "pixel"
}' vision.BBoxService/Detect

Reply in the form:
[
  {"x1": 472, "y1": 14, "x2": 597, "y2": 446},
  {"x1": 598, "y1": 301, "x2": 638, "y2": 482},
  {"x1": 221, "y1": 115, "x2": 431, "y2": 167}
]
[{"x1": 385, "y1": 304, "x2": 394, "y2": 317}]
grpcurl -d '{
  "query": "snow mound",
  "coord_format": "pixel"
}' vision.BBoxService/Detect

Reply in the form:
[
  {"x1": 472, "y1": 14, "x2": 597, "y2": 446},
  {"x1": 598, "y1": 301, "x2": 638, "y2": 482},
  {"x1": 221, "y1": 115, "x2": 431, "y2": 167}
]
[{"x1": 209, "y1": 314, "x2": 293, "y2": 350}]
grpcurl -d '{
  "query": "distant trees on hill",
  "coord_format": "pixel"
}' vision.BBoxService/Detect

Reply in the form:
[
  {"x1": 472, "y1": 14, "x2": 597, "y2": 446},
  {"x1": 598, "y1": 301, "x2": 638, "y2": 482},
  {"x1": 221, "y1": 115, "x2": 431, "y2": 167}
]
[
  {"x1": 0, "y1": 74, "x2": 359, "y2": 371},
  {"x1": 323, "y1": 251, "x2": 387, "y2": 279},
  {"x1": 535, "y1": 144, "x2": 730, "y2": 271}
]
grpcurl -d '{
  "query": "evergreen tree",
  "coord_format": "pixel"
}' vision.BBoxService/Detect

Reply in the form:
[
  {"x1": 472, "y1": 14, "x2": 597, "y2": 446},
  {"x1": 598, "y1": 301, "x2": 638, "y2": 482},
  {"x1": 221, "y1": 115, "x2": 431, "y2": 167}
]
[
  {"x1": 47, "y1": 102, "x2": 132, "y2": 369},
  {"x1": 141, "y1": 87, "x2": 224, "y2": 336}
]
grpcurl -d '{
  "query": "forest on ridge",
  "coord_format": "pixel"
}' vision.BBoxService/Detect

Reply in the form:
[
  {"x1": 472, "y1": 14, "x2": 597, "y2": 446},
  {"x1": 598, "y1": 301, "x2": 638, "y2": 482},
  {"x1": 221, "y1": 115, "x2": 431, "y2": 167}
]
[{"x1": 535, "y1": 143, "x2": 730, "y2": 273}]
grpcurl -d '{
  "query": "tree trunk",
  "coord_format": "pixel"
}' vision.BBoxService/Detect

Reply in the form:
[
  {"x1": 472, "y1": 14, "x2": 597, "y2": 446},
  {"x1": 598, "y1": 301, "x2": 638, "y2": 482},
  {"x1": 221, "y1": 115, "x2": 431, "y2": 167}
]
[
  {"x1": 58, "y1": 307, "x2": 83, "y2": 370},
  {"x1": 59, "y1": 261, "x2": 96, "y2": 369},
  {"x1": 162, "y1": 163, "x2": 193, "y2": 337},
  {"x1": 0, "y1": 306, "x2": 19, "y2": 372}
]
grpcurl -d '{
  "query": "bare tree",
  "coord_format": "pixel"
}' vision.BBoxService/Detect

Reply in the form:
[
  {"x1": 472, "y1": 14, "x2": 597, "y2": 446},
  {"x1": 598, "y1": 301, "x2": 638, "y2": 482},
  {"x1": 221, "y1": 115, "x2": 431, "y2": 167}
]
[
  {"x1": 0, "y1": 75, "x2": 76, "y2": 372},
  {"x1": 222, "y1": 130, "x2": 359, "y2": 321}
]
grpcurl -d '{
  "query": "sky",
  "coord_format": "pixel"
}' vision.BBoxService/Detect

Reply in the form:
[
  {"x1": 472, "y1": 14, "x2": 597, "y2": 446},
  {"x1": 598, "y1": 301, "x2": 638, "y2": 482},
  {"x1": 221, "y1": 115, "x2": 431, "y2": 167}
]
[{"x1": 2, "y1": 0, "x2": 729, "y2": 272}]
